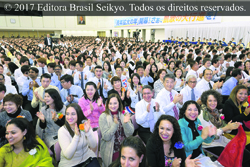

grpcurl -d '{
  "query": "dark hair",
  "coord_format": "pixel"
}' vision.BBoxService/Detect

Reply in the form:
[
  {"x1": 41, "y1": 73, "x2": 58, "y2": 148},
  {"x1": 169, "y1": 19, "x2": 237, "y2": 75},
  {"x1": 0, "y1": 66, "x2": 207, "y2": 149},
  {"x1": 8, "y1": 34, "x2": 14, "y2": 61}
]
[
  {"x1": 47, "y1": 63, "x2": 56, "y2": 69},
  {"x1": 21, "y1": 65, "x2": 30, "y2": 74},
  {"x1": 65, "y1": 103, "x2": 87, "y2": 138},
  {"x1": 109, "y1": 136, "x2": 147, "y2": 167},
  {"x1": 45, "y1": 89, "x2": 64, "y2": 112},
  {"x1": 6, "y1": 118, "x2": 43, "y2": 152},
  {"x1": 150, "y1": 115, "x2": 183, "y2": 156},
  {"x1": 102, "y1": 61, "x2": 112, "y2": 72},
  {"x1": 84, "y1": 81, "x2": 100, "y2": 102},
  {"x1": 201, "y1": 90, "x2": 222, "y2": 107},
  {"x1": 179, "y1": 100, "x2": 201, "y2": 119},
  {"x1": 142, "y1": 85, "x2": 153, "y2": 92},
  {"x1": 7, "y1": 62, "x2": 19, "y2": 74},
  {"x1": 94, "y1": 65, "x2": 102, "y2": 70},
  {"x1": 76, "y1": 61, "x2": 84, "y2": 67},
  {"x1": 104, "y1": 93, "x2": 123, "y2": 115},
  {"x1": 168, "y1": 61, "x2": 175, "y2": 70},
  {"x1": 163, "y1": 74, "x2": 175, "y2": 82},
  {"x1": 19, "y1": 56, "x2": 29, "y2": 65},
  {"x1": 40, "y1": 73, "x2": 51, "y2": 80},
  {"x1": 30, "y1": 67, "x2": 39, "y2": 73},
  {"x1": 150, "y1": 63, "x2": 158, "y2": 74},
  {"x1": 0, "y1": 83, "x2": 6, "y2": 92},
  {"x1": 234, "y1": 61, "x2": 243, "y2": 69},
  {"x1": 3, "y1": 93, "x2": 23, "y2": 107},
  {"x1": 60, "y1": 74, "x2": 73, "y2": 84},
  {"x1": 131, "y1": 73, "x2": 141, "y2": 91},
  {"x1": 232, "y1": 69, "x2": 242, "y2": 77},
  {"x1": 111, "y1": 76, "x2": 121, "y2": 85},
  {"x1": 157, "y1": 69, "x2": 167, "y2": 79}
]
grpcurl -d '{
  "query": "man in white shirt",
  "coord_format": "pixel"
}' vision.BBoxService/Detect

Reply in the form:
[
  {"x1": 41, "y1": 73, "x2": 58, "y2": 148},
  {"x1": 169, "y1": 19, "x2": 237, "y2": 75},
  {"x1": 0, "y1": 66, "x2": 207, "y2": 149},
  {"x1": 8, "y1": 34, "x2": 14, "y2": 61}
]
[
  {"x1": 83, "y1": 56, "x2": 96, "y2": 73},
  {"x1": 16, "y1": 65, "x2": 30, "y2": 94},
  {"x1": 128, "y1": 53, "x2": 138, "y2": 77},
  {"x1": 180, "y1": 75, "x2": 201, "y2": 104},
  {"x1": 210, "y1": 59, "x2": 226, "y2": 82},
  {"x1": 156, "y1": 74, "x2": 183, "y2": 120},
  {"x1": 0, "y1": 64, "x2": 11, "y2": 85},
  {"x1": 74, "y1": 61, "x2": 90, "y2": 91},
  {"x1": 196, "y1": 69, "x2": 223, "y2": 95},
  {"x1": 37, "y1": 57, "x2": 48, "y2": 77},
  {"x1": 114, "y1": 66, "x2": 129, "y2": 90},
  {"x1": 186, "y1": 60, "x2": 201, "y2": 82},
  {"x1": 14, "y1": 56, "x2": 29, "y2": 81},
  {"x1": 135, "y1": 85, "x2": 164, "y2": 144}
]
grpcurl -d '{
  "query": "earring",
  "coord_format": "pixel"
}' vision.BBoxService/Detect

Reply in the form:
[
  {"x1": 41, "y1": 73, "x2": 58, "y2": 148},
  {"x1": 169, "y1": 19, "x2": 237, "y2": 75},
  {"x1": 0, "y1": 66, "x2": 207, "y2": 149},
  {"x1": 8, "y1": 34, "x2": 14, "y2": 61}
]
[{"x1": 24, "y1": 136, "x2": 26, "y2": 140}]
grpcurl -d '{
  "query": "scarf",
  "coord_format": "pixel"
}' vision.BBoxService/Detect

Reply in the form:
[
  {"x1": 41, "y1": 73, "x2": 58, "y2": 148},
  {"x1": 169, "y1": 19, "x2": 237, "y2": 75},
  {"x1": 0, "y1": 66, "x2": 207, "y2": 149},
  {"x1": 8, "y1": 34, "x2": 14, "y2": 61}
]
[{"x1": 201, "y1": 104, "x2": 227, "y2": 129}]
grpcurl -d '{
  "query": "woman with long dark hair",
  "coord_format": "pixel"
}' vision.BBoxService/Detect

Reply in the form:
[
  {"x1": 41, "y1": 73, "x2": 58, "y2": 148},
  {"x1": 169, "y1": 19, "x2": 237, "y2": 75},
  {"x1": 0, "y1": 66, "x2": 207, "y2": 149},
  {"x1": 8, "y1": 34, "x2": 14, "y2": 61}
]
[
  {"x1": 0, "y1": 118, "x2": 53, "y2": 166},
  {"x1": 58, "y1": 103, "x2": 99, "y2": 167},
  {"x1": 36, "y1": 89, "x2": 66, "y2": 154},
  {"x1": 128, "y1": 73, "x2": 142, "y2": 111}
]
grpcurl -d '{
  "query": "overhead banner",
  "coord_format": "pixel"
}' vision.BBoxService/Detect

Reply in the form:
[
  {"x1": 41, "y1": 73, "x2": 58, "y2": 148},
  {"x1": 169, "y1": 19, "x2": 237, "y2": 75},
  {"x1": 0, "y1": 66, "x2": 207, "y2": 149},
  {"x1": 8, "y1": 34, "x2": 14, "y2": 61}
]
[{"x1": 114, "y1": 12, "x2": 221, "y2": 27}]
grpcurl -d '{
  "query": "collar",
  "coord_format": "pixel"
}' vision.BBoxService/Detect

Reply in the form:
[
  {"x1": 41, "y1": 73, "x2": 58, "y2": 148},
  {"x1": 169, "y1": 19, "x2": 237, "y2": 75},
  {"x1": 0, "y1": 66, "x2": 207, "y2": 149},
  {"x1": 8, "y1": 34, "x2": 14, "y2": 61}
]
[{"x1": 7, "y1": 107, "x2": 22, "y2": 118}]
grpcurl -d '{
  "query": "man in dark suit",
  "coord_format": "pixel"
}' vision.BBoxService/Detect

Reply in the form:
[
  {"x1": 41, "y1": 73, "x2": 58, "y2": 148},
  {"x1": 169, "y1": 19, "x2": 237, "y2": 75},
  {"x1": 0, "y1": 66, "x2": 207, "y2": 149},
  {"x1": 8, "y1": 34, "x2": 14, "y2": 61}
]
[
  {"x1": 44, "y1": 34, "x2": 53, "y2": 48},
  {"x1": 78, "y1": 16, "x2": 85, "y2": 24}
]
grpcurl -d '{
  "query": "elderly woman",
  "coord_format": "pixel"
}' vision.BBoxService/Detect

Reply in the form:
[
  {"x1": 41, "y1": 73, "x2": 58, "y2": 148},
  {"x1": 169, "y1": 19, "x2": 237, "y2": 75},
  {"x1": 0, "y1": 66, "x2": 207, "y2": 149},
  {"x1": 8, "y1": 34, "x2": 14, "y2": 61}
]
[{"x1": 198, "y1": 90, "x2": 248, "y2": 161}]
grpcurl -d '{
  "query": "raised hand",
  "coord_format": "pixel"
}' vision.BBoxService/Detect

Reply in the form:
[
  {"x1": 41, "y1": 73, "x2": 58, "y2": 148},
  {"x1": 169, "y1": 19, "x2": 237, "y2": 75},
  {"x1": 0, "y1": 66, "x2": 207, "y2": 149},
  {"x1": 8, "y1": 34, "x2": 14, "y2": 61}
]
[
  {"x1": 89, "y1": 101, "x2": 94, "y2": 111},
  {"x1": 97, "y1": 98, "x2": 103, "y2": 107},
  {"x1": 201, "y1": 126, "x2": 209, "y2": 140},
  {"x1": 185, "y1": 154, "x2": 201, "y2": 167},
  {"x1": 113, "y1": 114, "x2": 118, "y2": 124},
  {"x1": 126, "y1": 89, "x2": 130, "y2": 98},
  {"x1": 75, "y1": 123, "x2": 79, "y2": 136},
  {"x1": 155, "y1": 102, "x2": 160, "y2": 112},
  {"x1": 51, "y1": 110, "x2": 57, "y2": 121},
  {"x1": 147, "y1": 103, "x2": 151, "y2": 112},
  {"x1": 84, "y1": 119, "x2": 91, "y2": 133},
  {"x1": 84, "y1": 74, "x2": 87, "y2": 80},
  {"x1": 208, "y1": 125, "x2": 217, "y2": 137},
  {"x1": 123, "y1": 113, "x2": 131, "y2": 123},
  {"x1": 79, "y1": 74, "x2": 81, "y2": 80},
  {"x1": 172, "y1": 157, "x2": 181, "y2": 167},
  {"x1": 104, "y1": 82, "x2": 108, "y2": 90},
  {"x1": 36, "y1": 111, "x2": 45, "y2": 122}
]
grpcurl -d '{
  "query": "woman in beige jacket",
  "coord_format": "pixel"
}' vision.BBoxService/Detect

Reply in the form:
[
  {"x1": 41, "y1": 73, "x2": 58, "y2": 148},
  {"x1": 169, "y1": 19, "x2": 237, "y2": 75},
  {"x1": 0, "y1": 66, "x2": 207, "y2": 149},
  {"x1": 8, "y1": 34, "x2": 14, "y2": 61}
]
[{"x1": 99, "y1": 93, "x2": 134, "y2": 167}]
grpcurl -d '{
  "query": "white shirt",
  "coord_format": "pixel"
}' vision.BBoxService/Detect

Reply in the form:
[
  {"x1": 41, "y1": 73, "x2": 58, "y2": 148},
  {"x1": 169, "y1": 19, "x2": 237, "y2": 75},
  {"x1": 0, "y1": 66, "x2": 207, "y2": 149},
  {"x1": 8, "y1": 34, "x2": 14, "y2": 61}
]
[
  {"x1": 196, "y1": 78, "x2": 222, "y2": 95},
  {"x1": 5, "y1": 84, "x2": 18, "y2": 95},
  {"x1": 156, "y1": 88, "x2": 182, "y2": 118},
  {"x1": 197, "y1": 66, "x2": 207, "y2": 76},
  {"x1": 14, "y1": 67, "x2": 22, "y2": 81},
  {"x1": 135, "y1": 99, "x2": 164, "y2": 128},
  {"x1": 186, "y1": 69, "x2": 201, "y2": 82},
  {"x1": 88, "y1": 77, "x2": 112, "y2": 98},
  {"x1": 3, "y1": 74, "x2": 11, "y2": 85},
  {"x1": 128, "y1": 86, "x2": 142, "y2": 109},
  {"x1": 180, "y1": 85, "x2": 201, "y2": 104},
  {"x1": 16, "y1": 75, "x2": 29, "y2": 93},
  {"x1": 37, "y1": 66, "x2": 48, "y2": 77}
]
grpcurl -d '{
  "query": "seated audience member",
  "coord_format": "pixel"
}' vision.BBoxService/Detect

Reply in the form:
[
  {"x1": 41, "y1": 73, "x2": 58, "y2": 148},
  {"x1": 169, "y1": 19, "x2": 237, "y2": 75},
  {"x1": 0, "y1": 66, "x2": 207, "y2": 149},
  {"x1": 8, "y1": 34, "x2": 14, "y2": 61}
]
[
  {"x1": 114, "y1": 65, "x2": 129, "y2": 90},
  {"x1": 210, "y1": 58, "x2": 225, "y2": 82},
  {"x1": 156, "y1": 74, "x2": 183, "y2": 120},
  {"x1": 154, "y1": 69, "x2": 167, "y2": 97},
  {"x1": 54, "y1": 65, "x2": 63, "y2": 90},
  {"x1": 31, "y1": 73, "x2": 59, "y2": 111},
  {"x1": 99, "y1": 93, "x2": 134, "y2": 167},
  {"x1": 0, "y1": 94, "x2": 33, "y2": 147},
  {"x1": 222, "y1": 69, "x2": 242, "y2": 95},
  {"x1": 223, "y1": 85, "x2": 250, "y2": 150},
  {"x1": 60, "y1": 74, "x2": 84, "y2": 106},
  {"x1": 235, "y1": 61, "x2": 250, "y2": 80},
  {"x1": 102, "y1": 61, "x2": 113, "y2": 81},
  {"x1": 0, "y1": 74, "x2": 17, "y2": 95},
  {"x1": 22, "y1": 67, "x2": 41, "y2": 118},
  {"x1": 37, "y1": 58, "x2": 48, "y2": 77},
  {"x1": 36, "y1": 89, "x2": 66, "y2": 155},
  {"x1": 224, "y1": 66, "x2": 234, "y2": 82},
  {"x1": 149, "y1": 63, "x2": 158, "y2": 88},
  {"x1": 135, "y1": 85, "x2": 164, "y2": 144},
  {"x1": 58, "y1": 103, "x2": 99, "y2": 167},
  {"x1": 178, "y1": 101, "x2": 223, "y2": 166},
  {"x1": 196, "y1": 69, "x2": 223, "y2": 95},
  {"x1": 128, "y1": 53, "x2": 138, "y2": 77},
  {"x1": 197, "y1": 58, "x2": 211, "y2": 76},
  {"x1": 0, "y1": 118, "x2": 53, "y2": 166},
  {"x1": 47, "y1": 63, "x2": 58, "y2": 86},
  {"x1": 65, "y1": 60, "x2": 77, "y2": 75},
  {"x1": 109, "y1": 136, "x2": 147, "y2": 167},
  {"x1": 166, "y1": 61, "x2": 175, "y2": 75},
  {"x1": 185, "y1": 60, "x2": 201, "y2": 82},
  {"x1": 174, "y1": 68, "x2": 185, "y2": 92},
  {"x1": 128, "y1": 73, "x2": 142, "y2": 111},
  {"x1": 180, "y1": 75, "x2": 201, "y2": 104},
  {"x1": 108, "y1": 76, "x2": 131, "y2": 108},
  {"x1": 14, "y1": 56, "x2": 29, "y2": 81},
  {"x1": 88, "y1": 65, "x2": 112, "y2": 100},
  {"x1": 147, "y1": 115, "x2": 200, "y2": 167},
  {"x1": 78, "y1": 81, "x2": 105, "y2": 130},
  {"x1": 0, "y1": 64, "x2": 11, "y2": 85},
  {"x1": 84, "y1": 56, "x2": 96, "y2": 73},
  {"x1": 136, "y1": 65, "x2": 154, "y2": 86},
  {"x1": 16, "y1": 65, "x2": 30, "y2": 94},
  {"x1": 199, "y1": 89, "x2": 250, "y2": 166},
  {"x1": 74, "y1": 61, "x2": 90, "y2": 91}
]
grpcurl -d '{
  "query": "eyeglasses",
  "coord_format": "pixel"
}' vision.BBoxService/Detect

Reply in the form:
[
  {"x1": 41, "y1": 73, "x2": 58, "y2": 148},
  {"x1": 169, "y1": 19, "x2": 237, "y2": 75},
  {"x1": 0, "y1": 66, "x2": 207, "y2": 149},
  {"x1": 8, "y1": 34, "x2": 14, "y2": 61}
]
[{"x1": 189, "y1": 81, "x2": 197, "y2": 84}]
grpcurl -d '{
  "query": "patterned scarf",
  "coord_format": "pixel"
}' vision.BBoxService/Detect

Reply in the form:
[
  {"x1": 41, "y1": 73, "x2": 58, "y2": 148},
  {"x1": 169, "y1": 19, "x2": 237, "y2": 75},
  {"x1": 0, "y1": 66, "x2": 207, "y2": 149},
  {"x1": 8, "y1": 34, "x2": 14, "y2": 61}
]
[{"x1": 201, "y1": 104, "x2": 227, "y2": 129}]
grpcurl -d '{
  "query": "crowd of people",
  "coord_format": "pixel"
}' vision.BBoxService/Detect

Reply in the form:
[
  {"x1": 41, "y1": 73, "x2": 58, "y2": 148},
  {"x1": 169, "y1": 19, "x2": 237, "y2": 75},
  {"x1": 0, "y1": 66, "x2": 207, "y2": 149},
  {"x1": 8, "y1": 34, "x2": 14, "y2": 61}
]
[{"x1": 0, "y1": 35, "x2": 250, "y2": 167}]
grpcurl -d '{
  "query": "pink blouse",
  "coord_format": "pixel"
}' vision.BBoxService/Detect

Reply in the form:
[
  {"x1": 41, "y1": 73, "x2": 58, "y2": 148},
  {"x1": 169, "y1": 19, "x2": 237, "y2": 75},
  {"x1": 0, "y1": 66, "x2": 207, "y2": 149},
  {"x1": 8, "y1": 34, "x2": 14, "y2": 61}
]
[{"x1": 78, "y1": 97, "x2": 105, "y2": 128}]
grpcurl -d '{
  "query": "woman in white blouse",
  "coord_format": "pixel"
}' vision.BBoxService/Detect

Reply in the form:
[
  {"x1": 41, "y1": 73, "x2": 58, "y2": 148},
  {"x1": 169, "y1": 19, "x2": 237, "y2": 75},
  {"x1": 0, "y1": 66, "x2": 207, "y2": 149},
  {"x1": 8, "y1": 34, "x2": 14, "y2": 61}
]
[
  {"x1": 128, "y1": 73, "x2": 142, "y2": 111},
  {"x1": 174, "y1": 68, "x2": 185, "y2": 93}
]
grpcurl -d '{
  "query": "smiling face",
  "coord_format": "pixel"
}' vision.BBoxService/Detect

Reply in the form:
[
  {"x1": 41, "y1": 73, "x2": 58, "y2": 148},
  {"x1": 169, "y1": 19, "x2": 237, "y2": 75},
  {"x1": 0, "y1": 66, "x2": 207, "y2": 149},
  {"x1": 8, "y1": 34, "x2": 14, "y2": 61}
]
[
  {"x1": 158, "y1": 120, "x2": 174, "y2": 143},
  {"x1": 175, "y1": 69, "x2": 182, "y2": 78},
  {"x1": 120, "y1": 147, "x2": 143, "y2": 167},
  {"x1": 6, "y1": 124, "x2": 26, "y2": 146},
  {"x1": 108, "y1": 97, "x2": 119, "y2": 113},
  {"x1": 132, "y1": 76, "x2": 139, "y2": 86},
  {"x1": 185, "y1": 104, "x2": 199, "y2": 121},
  {"x1": 113, "y1": 80, "x2": 121, "y2": 90},
  {"x1": 86, "y1": 85, "x2": 96, "y2": 99},
  {"x1": 44, "y1": 93, "x2": 54, "y2": 106},
  {"x1": 65, "y1": 107, "x2": 78, "y2": 126},
  {"x1": 164, "y1": 77, "x2": 175, "y2": 92},
  {"x1": 142, "y1": 88, "x2": 153, "y2": 103},
  {"x1": 4, "y1": 101, "x2": 18, "y2": 114},
  {"x1": 236, "y1": 89, "x2": 248, "y2": 104},
  {"x1": 206, "y1": 95, "x2": 217, "y2": 111}
]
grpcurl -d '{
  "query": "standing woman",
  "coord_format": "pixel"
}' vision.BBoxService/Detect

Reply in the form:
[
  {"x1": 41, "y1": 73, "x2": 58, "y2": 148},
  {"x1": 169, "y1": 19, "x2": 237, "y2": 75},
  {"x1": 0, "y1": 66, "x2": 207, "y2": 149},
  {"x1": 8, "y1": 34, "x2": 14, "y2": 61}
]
[
  {"x1": 223, "y1": 85, "x2": 250, "y2": 150},
  {"x1": 78, "y1": 81, "x2": 105, "y2": 130},
  {"x1": 99, "y1": 93, "x2": 134, "y2": 167},
  {"x1": 58, "y1": 103, "x2": 99, "y2": 167},
  {"x1": 36, "y1": 89, "x2": 66, "y2": 154},
  {"x1": 128, "y1": 73, "x2": 142, "y2": 111}
]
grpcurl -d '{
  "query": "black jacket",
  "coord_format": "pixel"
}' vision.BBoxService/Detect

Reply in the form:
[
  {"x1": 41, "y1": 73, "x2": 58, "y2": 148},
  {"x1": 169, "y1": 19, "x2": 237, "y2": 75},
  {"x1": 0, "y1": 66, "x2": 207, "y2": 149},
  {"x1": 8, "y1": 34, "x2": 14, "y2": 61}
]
[
  {"x1": 146, "y1": 138, "x2": 186, "y2": 167},
  {"x1": 108, "y1": 89, "x2": 131, "y2": 107}
]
